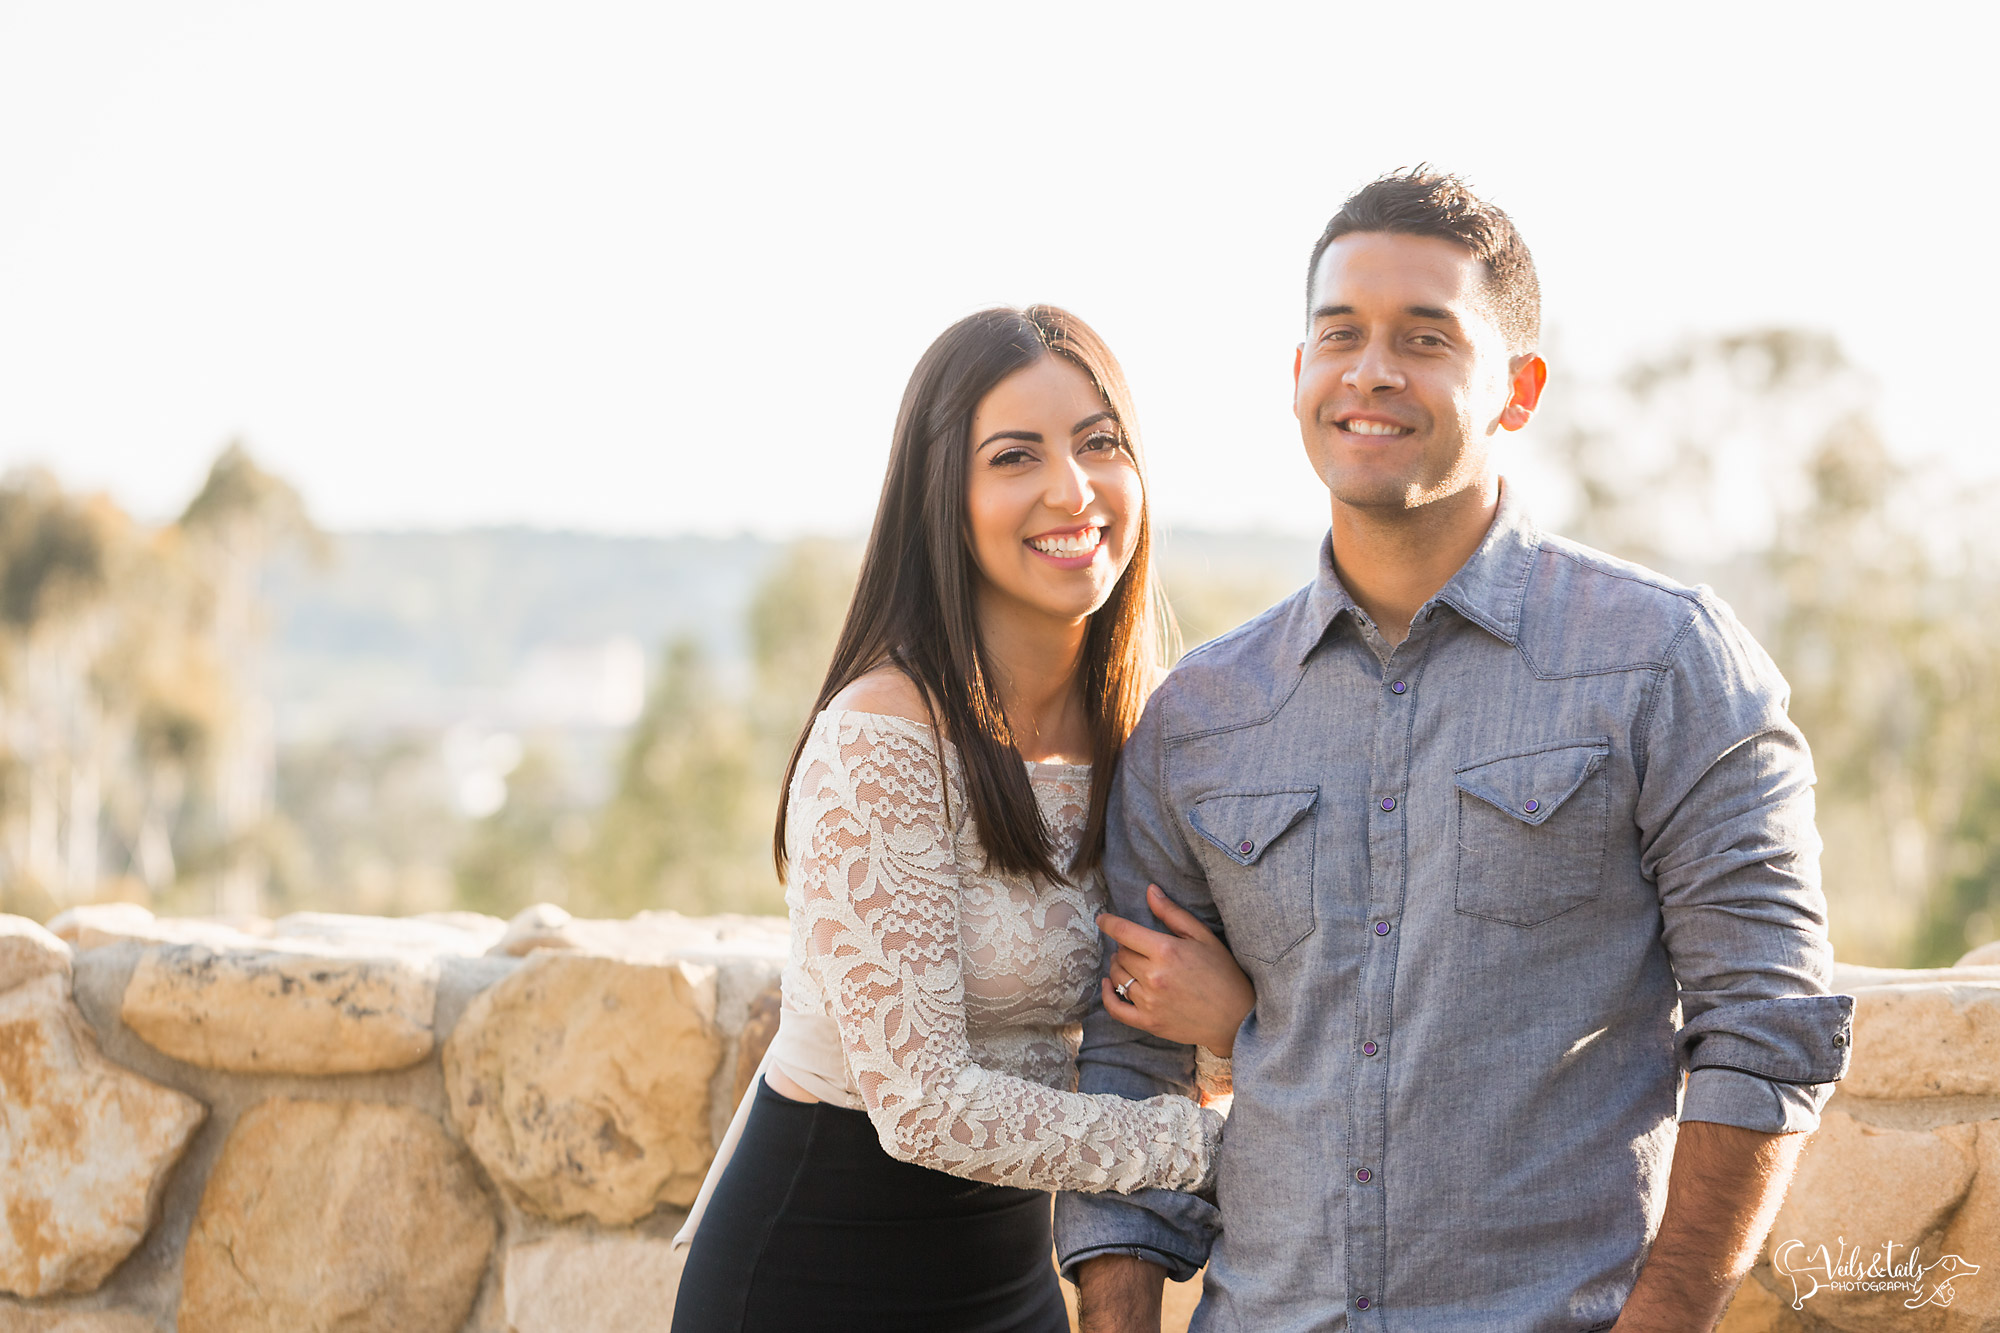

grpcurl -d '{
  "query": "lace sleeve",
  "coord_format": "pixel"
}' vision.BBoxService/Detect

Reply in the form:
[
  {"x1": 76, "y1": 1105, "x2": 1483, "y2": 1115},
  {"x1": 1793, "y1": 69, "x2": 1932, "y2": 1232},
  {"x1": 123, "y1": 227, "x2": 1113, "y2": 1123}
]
[
  {"x1": 793, "y1": 713, "x2": 1218, "y2": 1194},
  {"x1": 1194, "y1": 1047, "x2": 1233, "y2": 1103}
]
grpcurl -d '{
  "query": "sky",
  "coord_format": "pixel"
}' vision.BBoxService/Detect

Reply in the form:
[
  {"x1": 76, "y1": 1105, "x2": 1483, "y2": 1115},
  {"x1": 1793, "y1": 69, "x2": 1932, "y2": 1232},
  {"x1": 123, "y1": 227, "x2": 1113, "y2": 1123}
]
[{"x1": 1, "y1": 1, "x2": 1994, "y2": 538}]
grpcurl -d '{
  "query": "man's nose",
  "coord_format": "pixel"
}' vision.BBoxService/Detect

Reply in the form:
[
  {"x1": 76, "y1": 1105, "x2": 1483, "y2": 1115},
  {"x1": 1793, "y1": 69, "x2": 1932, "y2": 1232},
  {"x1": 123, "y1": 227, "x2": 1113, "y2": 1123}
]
[{"x1": 1343, "y1": 344, "x2": 1405, "y2": 394}]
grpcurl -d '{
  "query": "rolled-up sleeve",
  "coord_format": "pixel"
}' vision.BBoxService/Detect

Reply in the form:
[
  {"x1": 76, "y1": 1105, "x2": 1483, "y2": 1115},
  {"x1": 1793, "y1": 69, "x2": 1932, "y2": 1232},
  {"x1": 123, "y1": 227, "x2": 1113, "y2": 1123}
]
[
  {"x1": 1054, "y1": 688, "x2": 1223, "y2": 1283},
  {"x1": 1638, "y1": 596, "x2": 1854, "y2": 1134}
]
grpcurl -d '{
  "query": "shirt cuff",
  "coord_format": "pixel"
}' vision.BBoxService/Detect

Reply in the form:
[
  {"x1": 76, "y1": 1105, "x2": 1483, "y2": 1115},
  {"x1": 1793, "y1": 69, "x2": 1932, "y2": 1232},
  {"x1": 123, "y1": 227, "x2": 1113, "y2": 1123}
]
[
  {"x1": 1680, "y1": 1066, "x2": 1830, "y2": 1134},
  {"x1": 1054, "y1": 1186, "x2": 1220, "y2": 1284}
]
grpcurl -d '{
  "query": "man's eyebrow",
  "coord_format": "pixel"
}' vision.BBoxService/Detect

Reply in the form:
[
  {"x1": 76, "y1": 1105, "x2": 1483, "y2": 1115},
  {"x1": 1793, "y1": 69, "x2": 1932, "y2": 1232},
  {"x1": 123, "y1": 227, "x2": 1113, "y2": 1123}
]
[
  {"x1": 1311, "y1": 303, "x2": 1463, "y2": 324},
  {"x1": 1071, "y1": 412, "x2": 1114, "y2": 434}
]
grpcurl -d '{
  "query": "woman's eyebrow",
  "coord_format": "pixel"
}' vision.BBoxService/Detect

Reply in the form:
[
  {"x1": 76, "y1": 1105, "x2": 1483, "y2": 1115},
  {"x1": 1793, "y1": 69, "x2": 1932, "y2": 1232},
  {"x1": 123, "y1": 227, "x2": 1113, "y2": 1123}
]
[
  {"x1": 1071, "y1": 412, "x2": 1114, "y2": 434},
  {"x1": 976, "y1": 430, "x2": 1042, "y2": 450}
]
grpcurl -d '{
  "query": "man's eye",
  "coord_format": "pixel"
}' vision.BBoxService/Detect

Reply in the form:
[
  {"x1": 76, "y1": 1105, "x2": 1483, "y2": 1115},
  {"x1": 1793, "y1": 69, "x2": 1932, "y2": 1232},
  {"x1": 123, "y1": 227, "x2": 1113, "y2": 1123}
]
[
  {"x1": 1411, "y1": 334, "x2": 1444, "y2": 347},
  {"x1": 1320, "y1": 328, "x2": 1355, "y2": 344}
]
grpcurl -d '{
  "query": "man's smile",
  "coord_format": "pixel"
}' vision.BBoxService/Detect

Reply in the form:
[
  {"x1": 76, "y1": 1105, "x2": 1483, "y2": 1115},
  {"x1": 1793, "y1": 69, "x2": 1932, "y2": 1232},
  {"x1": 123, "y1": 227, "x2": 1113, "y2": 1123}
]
[{"x1": 1335, "y1": 413, "x2": 1416, "y2": 438}]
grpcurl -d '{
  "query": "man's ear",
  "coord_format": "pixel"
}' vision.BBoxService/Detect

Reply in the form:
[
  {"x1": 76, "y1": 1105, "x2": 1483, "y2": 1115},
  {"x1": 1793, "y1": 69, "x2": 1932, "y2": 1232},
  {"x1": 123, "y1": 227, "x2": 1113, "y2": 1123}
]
[
  {"x1": 1292, "y1": 343, "x2": 1304, "y2": 414},
  {"x1": 1499, "y1": 354, "x2": 1547, "y2": 432}
]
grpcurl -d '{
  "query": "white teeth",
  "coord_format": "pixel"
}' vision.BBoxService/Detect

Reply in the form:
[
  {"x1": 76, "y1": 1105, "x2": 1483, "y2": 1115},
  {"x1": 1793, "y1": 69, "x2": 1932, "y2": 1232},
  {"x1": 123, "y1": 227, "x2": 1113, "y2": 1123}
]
[
  {"x1": 1343, "y1": 419, "x2": 1409, "y2": 436},
  {"x1": 1029, "y1": 527, "x2": 1104, "y2": 556}
]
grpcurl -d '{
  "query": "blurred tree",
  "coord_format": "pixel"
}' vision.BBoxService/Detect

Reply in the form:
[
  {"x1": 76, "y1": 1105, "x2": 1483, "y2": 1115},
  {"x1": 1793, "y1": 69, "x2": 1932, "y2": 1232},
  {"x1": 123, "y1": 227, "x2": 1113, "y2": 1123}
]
[
  {"x1": 0, "y1": 470, "x2": 122, "y2": 912},
  {"x1": 1539, "y1": 329, "x2": 2000, "y2": 965},
  {"x1": 746, "y1": 538, "x2": 861, "y2": 764},
  {"x1": 580, "y1": 637, "x2": 769, "y2": 916},
  {"x1": 454, "y1": 745, "x2": 584, "y2": 919},
  {"x1": 174, "y1": 443, "x2": 321, "y2": 915}
]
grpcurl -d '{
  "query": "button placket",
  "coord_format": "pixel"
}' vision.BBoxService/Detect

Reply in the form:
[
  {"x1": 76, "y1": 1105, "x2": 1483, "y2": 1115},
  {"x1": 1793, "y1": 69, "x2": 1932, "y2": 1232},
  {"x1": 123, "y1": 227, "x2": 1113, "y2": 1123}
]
[{"x1": 1352, "y1": 643, "x2": 1427, "y2": 1316}]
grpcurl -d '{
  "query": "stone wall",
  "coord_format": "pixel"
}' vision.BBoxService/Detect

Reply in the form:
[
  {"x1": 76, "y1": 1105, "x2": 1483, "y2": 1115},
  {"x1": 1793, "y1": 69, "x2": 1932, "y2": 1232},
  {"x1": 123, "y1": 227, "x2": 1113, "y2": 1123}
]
[
  {"x1": 5, "y1": 906, "x2": 1999, "y2": 1331},
  {"x1": 0, "y1": 904, "x2": 784, "y2": 1333},
  {"x1": 1719, "y1": 956, "x2": 2000, "y2": 1332}
]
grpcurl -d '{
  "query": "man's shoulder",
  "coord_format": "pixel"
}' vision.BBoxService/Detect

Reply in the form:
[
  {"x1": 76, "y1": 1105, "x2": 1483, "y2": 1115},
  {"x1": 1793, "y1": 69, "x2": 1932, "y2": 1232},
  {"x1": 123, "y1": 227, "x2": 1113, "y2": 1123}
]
[
  {"x1": 1518, "y1": 530, "x2": 1738, "y2": 673},
  {"x1": 1149, "y1": 587, "x2": 1312, "y2": 733}
]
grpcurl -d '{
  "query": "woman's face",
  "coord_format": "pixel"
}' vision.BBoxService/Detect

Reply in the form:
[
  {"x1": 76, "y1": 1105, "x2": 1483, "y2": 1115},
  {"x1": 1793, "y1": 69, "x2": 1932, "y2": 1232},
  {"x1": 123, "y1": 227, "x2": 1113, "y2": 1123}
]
[{"x1": 965, "y1": 354, "x2": 1142, "y2": 631}]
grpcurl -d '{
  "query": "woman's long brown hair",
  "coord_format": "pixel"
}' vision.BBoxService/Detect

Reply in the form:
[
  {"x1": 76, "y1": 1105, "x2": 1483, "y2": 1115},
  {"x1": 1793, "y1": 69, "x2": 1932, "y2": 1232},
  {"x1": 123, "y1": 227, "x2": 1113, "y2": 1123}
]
[{"x1": 773, "y1": 305, "x2": 1174, "y2": 885}]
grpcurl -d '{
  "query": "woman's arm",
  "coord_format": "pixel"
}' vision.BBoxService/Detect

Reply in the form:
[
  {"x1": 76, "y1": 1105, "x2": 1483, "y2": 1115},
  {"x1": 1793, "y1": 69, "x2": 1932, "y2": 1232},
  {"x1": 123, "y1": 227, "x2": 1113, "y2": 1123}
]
[{"x1": 794, "y1": 711, "x2": 1218, "y2": 1194}]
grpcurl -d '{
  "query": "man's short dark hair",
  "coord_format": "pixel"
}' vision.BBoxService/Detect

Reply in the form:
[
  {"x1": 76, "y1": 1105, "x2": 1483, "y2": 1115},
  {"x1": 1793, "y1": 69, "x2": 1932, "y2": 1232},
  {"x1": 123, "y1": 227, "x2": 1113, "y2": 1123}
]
[{"x1": 1306, "y1": 167, "x2": 1540, "y2": 353}]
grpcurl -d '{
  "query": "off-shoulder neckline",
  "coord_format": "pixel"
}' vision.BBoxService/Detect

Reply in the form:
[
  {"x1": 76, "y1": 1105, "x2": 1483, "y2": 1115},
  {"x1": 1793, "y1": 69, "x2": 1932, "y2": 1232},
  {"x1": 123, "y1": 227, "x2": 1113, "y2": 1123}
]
[{"x1": 816, "y1": 707, "x2": 1093, "y2": 775}]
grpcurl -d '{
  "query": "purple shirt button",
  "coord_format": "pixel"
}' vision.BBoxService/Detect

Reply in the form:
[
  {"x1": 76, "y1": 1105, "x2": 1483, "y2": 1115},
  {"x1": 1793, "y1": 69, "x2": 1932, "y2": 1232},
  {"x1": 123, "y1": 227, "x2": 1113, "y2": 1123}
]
[
  {"x1": 1355, "y1": 1167, "x2": 1372, "y2": 1182},
  {"x1": 1238, "y1": 840, "x2": 1254, "y2": 855},
  {"x1": 1362, "y1": 1040, "x2": 1379, "y2": 1056},
  {"x1": 1373, "y1": 921, "x2": 1390, "y2": 936},
  {"x1": 1524, "y1": 798, "x2": 1540, "y2": 814},
  {"x1": 1390, "y1": 680, "x2": 1407, "y2": 694},
  {"x1": 1380, "y1": 796, "x2": 1396, "y2": 812},
  {"x1": 1356, "y1": 1297, "x2": 1372, "y2": 1310}
]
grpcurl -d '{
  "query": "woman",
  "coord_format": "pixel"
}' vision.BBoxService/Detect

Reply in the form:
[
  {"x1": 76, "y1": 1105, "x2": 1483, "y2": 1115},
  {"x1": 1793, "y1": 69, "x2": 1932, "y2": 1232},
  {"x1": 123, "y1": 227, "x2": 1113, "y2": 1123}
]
[{"x1": 671, "y1": 306, "x2": 1253, "y2": 1332}]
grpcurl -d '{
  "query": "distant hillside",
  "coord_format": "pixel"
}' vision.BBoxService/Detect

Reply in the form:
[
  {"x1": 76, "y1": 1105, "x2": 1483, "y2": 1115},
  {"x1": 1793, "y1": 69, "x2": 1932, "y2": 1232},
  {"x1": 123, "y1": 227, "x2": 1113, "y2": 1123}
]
[{"x1": 258, "y1": 525, "x2": 1323, "y2": 742}]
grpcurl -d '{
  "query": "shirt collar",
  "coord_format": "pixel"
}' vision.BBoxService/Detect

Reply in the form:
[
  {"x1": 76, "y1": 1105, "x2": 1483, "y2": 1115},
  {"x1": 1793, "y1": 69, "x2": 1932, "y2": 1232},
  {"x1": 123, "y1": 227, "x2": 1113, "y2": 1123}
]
[{"x1": 1291, "y1": 481, "x2": 1543, "y2": 664}]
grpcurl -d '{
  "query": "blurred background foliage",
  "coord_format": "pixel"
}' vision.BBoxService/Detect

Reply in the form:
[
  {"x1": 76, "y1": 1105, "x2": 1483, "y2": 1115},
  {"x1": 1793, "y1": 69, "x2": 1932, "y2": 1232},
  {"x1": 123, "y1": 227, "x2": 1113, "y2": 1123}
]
[{"x1": 2, "y1": 330, "x2": 1995, "y2": 966}]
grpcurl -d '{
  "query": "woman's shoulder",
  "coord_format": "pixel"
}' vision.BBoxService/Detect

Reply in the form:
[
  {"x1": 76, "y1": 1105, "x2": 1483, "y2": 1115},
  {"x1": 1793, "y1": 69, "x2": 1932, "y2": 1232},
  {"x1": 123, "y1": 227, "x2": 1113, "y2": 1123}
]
[{"x1": 824, "y1": 665, "x2": 935, "y2": 726}]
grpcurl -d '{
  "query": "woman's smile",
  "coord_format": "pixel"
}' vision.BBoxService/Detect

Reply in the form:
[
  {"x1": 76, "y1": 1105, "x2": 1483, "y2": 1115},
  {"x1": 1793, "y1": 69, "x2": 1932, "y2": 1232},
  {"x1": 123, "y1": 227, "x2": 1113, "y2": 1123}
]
[{"x1": 1025, "y1": 523, "x2": 1107, "y2": 567}]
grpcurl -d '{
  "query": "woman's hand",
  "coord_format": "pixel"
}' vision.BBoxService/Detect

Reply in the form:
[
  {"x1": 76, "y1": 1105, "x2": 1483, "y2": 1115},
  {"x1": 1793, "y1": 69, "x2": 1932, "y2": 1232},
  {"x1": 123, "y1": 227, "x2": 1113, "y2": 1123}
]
[{"x1": 1099, "y1": 884, "x2": 1254, "y2": 1056}]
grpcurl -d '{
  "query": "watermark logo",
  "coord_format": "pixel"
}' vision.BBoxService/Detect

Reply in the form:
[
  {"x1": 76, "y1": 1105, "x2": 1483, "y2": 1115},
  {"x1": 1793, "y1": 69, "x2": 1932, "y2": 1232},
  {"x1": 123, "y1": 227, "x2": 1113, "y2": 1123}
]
[{"x1": 1772, "y1": 1237, "x2": 1980, "y2": 1310}]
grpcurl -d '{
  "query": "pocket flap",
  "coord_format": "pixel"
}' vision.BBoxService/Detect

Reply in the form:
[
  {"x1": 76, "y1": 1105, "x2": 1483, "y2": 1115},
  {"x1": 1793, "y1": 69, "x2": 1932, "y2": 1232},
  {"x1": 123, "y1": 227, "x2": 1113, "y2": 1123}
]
[
  {"x1": 1454, "y1": 738, "x2": 1610, "y2": 826},
  {"x1": 1188, "y1": 788, "x2": 1320, "y2": 866}
]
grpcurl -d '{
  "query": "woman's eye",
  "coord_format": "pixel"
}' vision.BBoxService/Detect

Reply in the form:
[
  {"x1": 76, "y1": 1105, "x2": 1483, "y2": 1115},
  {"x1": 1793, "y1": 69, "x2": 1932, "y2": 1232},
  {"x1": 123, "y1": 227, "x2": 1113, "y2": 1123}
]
[
  {"x1": 1081, "y1": 431, "x2": 1123, "y2": 453},
  {"x1": 991, "y1": 448, "x2": 1033, "y2": 467}
]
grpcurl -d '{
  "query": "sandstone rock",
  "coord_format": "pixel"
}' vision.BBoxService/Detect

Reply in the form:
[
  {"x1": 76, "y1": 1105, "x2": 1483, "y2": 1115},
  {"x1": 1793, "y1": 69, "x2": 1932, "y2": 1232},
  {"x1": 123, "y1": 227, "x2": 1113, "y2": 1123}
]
[
  {"x1": 487, "y1": 903, "x2": 584, "y2": 957},
  {"x1": 0, "y1": 918, "x2": 70, "y2": 994},
  {"x1": 44, "y1": 904, "x2": 266, "y2": 953},
  {"x1": 501, "y1": 1231, "x2": 687, "y2": 1333},
  {"x1": 0, "y1": 974, "x2": 206, "y2": 1298},
  {"x1": 1935, "y1": 1120, "x2": 2000, "y2": 1325},
  {"x1": 271, "y1": 911, "x2": 504, "y2": 957},
  {"x1": 487, "y1": 907, "x2": 786, "y2": 965},
  {"x1": 1768, "y1": 1110, "x2": 1976, "y2": 1331},
  {"x1": 1958, "y1": 941, "x2": 2000, "y2": 968},
  {"x1": 180, "y1": 1099, "x2": 495, "y2": 1333},
  {"x1": 1845, "y1": 980, "x2": 2000, "y2": 1098},
  {"x1": 120, "y1": 944, "x2": 435, "y2": 1075},
  {"x1": 733, "y1": 976, "x2": 782, "y2": 1104},
  {"x1": 0, "y1": 1310, "x2": 159, "y2": 1332},
  {"x1": 445, "y1": 952, "x2": 721, "y2": 1224}
]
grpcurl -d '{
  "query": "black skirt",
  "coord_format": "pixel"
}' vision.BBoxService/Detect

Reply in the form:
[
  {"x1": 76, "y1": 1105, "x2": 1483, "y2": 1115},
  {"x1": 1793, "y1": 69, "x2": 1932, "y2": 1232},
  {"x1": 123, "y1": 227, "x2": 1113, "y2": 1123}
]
[{"x1": 672, "y1": 1079, "x2": 1070, "y2": 1333}]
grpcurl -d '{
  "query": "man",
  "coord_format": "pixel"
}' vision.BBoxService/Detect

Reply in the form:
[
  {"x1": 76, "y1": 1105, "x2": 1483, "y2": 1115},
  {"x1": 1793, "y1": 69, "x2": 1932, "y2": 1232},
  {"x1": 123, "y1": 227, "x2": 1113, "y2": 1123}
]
[{"x1": 1056, "y1": 170, "x2": 1852, "y2": 1332}]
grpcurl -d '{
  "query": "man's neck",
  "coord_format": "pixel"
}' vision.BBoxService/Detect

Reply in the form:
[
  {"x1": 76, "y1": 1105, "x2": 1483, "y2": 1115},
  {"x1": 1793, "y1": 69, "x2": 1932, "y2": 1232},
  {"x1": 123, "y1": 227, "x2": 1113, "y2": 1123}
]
[{"x1": 1329, "y1": 477, "x2": 1502, "y2": 648}]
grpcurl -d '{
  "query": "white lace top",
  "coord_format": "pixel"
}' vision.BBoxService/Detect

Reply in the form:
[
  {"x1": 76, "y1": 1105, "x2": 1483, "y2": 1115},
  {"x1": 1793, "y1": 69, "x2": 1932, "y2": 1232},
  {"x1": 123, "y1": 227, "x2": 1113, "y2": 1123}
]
[{"x1": 778, "y1": 708, "x2": 1220, "y2": 1194}]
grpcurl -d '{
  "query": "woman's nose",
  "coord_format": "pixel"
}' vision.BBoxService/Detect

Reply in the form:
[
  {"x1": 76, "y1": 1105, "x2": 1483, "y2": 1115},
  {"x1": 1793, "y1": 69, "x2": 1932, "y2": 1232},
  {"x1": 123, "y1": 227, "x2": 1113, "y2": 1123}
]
[{"x1": 1047, "y1": 457, "x2": 1094, "y2": 514}]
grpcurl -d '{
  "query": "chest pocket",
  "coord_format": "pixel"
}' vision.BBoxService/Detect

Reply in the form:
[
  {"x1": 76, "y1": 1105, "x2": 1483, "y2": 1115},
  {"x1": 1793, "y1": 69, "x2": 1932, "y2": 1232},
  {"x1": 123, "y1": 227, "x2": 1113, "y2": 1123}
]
[
  {"x1": 1186, "y1": 788, "x2": 1318, "y2": 963},
  {"x1": 1454, "y1": 738, "x2": 1610, "y2": 928}
]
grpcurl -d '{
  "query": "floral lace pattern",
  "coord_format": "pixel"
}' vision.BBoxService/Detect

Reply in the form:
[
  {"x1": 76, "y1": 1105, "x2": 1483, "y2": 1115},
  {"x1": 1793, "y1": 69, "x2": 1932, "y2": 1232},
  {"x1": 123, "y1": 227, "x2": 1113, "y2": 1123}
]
[{"x1": 783, "y1": 709, "x2": 1218, "y2": 1193}]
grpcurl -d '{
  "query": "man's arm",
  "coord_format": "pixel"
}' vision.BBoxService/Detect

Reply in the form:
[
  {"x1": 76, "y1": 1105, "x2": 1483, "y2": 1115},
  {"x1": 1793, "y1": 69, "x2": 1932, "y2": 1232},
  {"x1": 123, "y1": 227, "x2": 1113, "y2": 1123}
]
[
  {"x1": 1055, "y1": 688, "x2": 1222, "y2": 1327},
  {"x1": 1627, "y1": 598, "x2": 1852, "y2": 1331},
  {"x1": 1076, "y1": 1254, "x2": 1167, "y2": 1333},
  {"x1": 1611, "y1": 1122, "x2": 1806, "y2": 1332}
]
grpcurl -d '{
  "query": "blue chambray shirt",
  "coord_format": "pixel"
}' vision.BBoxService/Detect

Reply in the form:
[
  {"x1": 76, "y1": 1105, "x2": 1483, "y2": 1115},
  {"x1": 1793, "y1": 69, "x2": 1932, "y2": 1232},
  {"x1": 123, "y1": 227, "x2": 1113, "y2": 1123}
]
[{"x1": 1055, "y1": 488, "x2": 1854, "y2": 1332}]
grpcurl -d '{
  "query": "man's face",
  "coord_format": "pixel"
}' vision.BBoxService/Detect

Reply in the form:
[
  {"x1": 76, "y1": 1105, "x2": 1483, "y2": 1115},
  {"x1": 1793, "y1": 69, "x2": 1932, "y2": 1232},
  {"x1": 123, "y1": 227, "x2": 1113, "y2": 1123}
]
[{"x1": 1293, "y1": 231, "x2": 1543, "y2": 515}]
